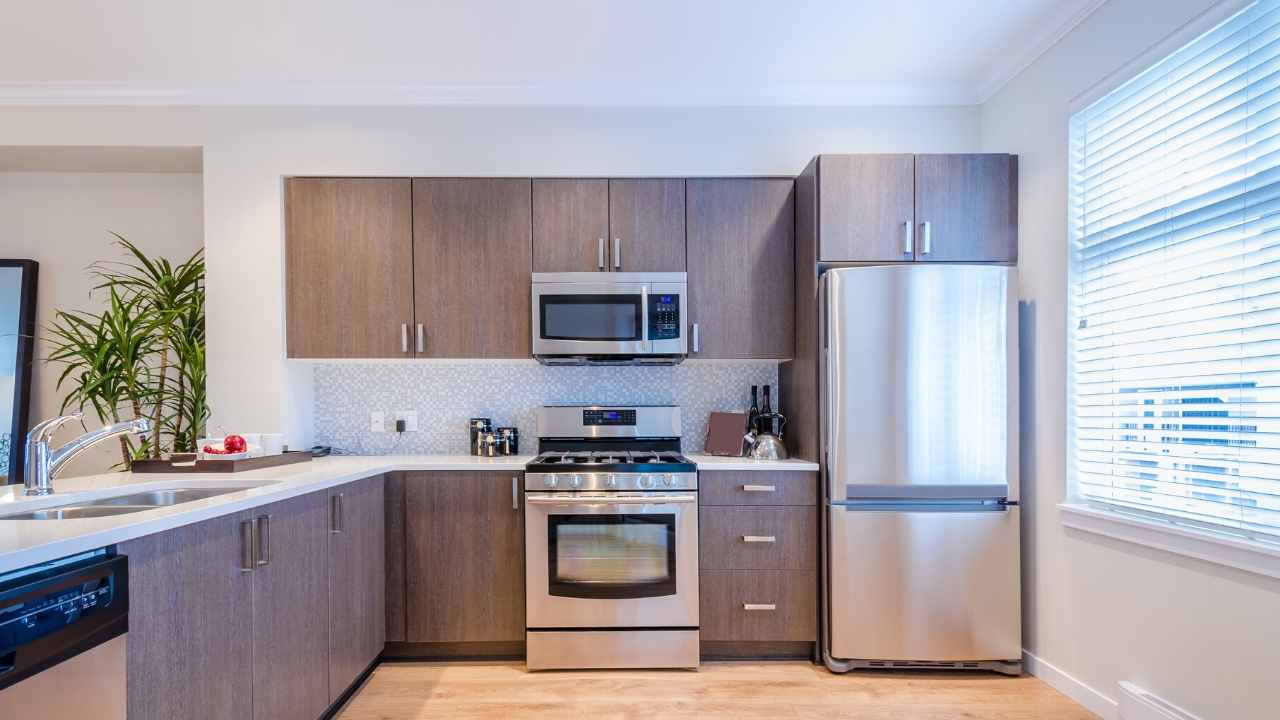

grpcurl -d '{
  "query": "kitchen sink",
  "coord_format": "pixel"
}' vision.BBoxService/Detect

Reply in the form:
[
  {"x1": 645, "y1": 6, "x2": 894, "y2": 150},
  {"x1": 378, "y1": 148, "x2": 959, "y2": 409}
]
[{"x1": 0, "y1": 484, "x2": 275, "y2": 520}]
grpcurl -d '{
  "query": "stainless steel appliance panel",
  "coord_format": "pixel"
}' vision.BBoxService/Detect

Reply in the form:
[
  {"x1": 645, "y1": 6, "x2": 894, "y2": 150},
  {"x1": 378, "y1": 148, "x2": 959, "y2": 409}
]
[
  {"x1": 532, "y1": 272, "x2": 687, "y2": 360},
  {"x1": 526, "y1": 629, "x2": 699, "y2": 671},
  {"x1": 823, "y1": 265, "x2": 1017, "y2": 501},
  {"x1": 536, "y1": 405, "x2": 682, "y2": 439},
  {"x1": 827, "y1": 504, "x2": 1021, "y2": 662},
  {"x1": 0, "y1": 635, "x2": 125, "y2": 719}
]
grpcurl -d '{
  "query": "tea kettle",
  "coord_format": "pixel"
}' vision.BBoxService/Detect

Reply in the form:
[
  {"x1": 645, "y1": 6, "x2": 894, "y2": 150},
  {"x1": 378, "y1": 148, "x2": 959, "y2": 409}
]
[{"x1": 744, "y1": 412, "x2": 788, "y2": 460}]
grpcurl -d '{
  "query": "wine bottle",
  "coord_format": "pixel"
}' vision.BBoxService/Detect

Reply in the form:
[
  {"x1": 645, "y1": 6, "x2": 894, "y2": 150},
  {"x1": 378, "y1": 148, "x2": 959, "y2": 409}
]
[
  {"x1": 747, "y1": 385, "x2": 760, "y2": 435},
  {"x1": 761, "y1": 385, "x2": 773, "y2": 434}
]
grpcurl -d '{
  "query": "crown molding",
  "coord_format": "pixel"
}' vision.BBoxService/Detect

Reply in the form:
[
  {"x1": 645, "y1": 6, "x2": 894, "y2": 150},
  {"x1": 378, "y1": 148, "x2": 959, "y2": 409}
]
[
  {"x1": 0, "y1": 80, "x2": 981, "y2": 108},
  {"x1": 973, "y1": 0, "x2": 1110, "y2": 104}
]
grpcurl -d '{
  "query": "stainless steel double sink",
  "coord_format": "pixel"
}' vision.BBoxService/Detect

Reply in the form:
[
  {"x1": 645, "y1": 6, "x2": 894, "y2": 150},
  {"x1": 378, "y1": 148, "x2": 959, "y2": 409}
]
[{"x1": 0, "y1": 484, "x2": 275, "y2": 520}]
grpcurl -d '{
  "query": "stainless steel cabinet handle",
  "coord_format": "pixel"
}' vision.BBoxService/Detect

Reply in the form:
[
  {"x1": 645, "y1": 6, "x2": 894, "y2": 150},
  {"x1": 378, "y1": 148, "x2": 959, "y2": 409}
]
[
  {"x1": 742, "y1": 484, "x2": 776, "y2": 492},
  {"x1": 400, "y1": 323, "x2": 409, "y2": 353},
  {"x1": 742, "y1": 535, "x2": 776, "y2": 543},
  {"x1": 240, "y1": 520, "x2": 255, "y2": 572},
  {"x1": 598, "y1": 238, "x2": 606, "y2": 270},
  {"x1": 512, "y1": 476, "x2": 520, "y2": 510},
  {"x1": 331, "y1": 493, "x2": 344, "y2": 533},
  {"x1": 921, "y1": 220, "x2": 932, "y2": 255},
  {"x1": 743, "y1": 603, "x2": 777, "y2": 611},
  {"x1": 902, "y1": 221, "x2": 914, "y2": 254},
  {"x1": 691, "y1": 323, "x2": 700, "y2": 353},
  {"x1": 416, "y1": 324, "x2": 425, "y2": 353},
  {"x1": 255, "y1": 515, "x2": 271, "y2": 567},
  {"x1": 613, "y1": 237, "x2": 621, "y2": 269}
]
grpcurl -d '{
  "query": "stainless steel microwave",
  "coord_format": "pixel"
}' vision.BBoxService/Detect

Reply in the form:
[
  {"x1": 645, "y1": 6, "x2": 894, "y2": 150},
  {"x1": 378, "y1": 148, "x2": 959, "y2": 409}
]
[{"x1": 531, "y1": 272, "x2": 687, "y2": 365}]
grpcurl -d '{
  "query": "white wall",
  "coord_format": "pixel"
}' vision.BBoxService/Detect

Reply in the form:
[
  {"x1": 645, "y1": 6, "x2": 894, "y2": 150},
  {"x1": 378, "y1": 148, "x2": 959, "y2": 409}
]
[
  {"x1": 982, "y1": 1, "x2": 1280, "y2": 718},
  {"x1": 0, "y1": 172, "x2": 204, "y2": 476},
  {"x1": 0, "y1": 105, "x2": 981, "y2": 454}
]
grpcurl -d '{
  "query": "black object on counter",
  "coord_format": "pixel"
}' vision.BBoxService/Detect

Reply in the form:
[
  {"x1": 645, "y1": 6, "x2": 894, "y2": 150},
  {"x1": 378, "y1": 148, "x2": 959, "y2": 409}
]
[
  {"x1": 497, "y1": 427, "x2": 519, "y2": 455},
  {"x1": 469, "y1": 418, "x2": 492, "y2": 456}
]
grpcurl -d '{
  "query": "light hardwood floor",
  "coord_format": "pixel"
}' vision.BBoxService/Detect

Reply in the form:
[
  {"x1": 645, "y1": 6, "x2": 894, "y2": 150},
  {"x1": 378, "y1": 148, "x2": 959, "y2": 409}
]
[{"x1": 336, "y1": 661, "x2": 1095, "y2": 719}]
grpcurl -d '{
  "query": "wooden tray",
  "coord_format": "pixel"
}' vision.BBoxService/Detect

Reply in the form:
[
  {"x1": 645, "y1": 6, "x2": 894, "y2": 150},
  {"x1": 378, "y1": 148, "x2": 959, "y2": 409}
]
[{"x1": 131, "y1": 451, "x2": 313, "y2": 473}]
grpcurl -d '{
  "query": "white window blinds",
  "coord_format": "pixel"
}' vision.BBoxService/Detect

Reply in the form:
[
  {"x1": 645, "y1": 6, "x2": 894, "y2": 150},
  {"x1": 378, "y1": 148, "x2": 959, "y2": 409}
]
[{"x1": 1069, "y1": 0, "x2": 1280, "y2": 541}]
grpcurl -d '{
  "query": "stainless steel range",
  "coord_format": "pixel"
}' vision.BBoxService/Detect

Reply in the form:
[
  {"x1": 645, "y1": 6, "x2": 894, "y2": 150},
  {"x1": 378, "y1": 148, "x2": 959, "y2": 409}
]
[{"x1": 524, "y1": 405, "x2": 699, "y2": 671}]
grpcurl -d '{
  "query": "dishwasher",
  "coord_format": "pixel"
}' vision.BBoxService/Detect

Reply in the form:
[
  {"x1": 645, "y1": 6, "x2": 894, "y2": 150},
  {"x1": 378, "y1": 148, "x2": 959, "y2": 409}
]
[{"x1": 0, "y1": 549, "x2": 128, "y2": 719}]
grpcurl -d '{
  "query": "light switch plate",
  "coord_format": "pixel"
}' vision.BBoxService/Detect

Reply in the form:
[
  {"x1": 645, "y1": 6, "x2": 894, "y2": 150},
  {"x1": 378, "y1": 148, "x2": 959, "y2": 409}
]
[
  {"x1": 394, "y1": 410, "x2": 419, "y2": 432},
  {"x1": 370, "y1": 411, "x2": 385, "y2": 432}
]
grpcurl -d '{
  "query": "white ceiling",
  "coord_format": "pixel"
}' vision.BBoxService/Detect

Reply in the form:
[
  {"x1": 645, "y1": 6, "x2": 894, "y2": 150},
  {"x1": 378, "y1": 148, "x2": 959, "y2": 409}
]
[{"x1": 0, "y1": 0, "x2": 1105, "y2": 106}]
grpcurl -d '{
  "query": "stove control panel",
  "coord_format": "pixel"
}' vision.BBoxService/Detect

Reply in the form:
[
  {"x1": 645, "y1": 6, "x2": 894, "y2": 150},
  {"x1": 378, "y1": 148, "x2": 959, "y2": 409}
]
[
  {"x1": 582, "y1": 408, "x2": 636, "y2": 426},
  {"x1": 525, "y1": 472, "x2": 698, "y2": 492}
]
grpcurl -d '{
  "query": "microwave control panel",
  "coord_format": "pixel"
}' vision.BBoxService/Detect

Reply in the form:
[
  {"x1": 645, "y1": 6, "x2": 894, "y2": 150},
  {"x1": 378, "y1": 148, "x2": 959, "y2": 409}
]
[{"x1": 648, "y1": 294, "x2": 681, "y2": 340}]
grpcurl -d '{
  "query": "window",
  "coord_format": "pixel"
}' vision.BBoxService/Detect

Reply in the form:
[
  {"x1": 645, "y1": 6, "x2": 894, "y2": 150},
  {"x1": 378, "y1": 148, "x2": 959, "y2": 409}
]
[{"x1": 1069, "y1": 0, "x2": 1280, "y2": 543}]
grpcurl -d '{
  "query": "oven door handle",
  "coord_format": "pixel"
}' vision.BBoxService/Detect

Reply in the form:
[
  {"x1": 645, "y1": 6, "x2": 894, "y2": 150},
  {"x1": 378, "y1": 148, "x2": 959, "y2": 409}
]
[{"x1": 524, "y1": 495, "x2": 697, "y2": 506}]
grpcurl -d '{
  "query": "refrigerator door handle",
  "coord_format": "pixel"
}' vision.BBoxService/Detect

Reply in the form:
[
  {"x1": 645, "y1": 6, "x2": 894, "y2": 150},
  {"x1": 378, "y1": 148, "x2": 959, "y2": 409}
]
[{"x1": 832, "y1": 499, "x2": 1009, "y2": 512}]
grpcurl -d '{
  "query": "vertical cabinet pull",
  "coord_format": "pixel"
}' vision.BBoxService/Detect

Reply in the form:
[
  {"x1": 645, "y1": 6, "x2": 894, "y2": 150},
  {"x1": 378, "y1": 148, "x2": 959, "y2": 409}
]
[
  {"x1": 416, "y1": 324, "x2": 425, "y2": 353},
  {"x1": 741, "y1": 484, "x2": 776, "y2": 493},
  {"x1": 512, "y1": 476, "x2": 520, "y2": 511},
  {"x1": 256, "y1": 515, "x2": 271, "y2": 566},
  {"x1": 331, "y1": 493, "x2": 345, "y2": 533},
  {"x1": 921, "y1": 220, "x2": 932, "y2": 255},
  {"x1": 400, "y1": 323, "x2": 409, "y2": 353},
  {"x1": 691, "y1": 323, "x2": 700, "y2": 353},
  {"x1": 240, "y1": 520, "x2": 256, "y2": 572},
  {"x1": 597, "y1": 238, "x2": 606, "y2": 270},
  {"x1": 902, "y1": 221, "x2": 914, "y2": 254},
  {"x1": 612, "y1": 237, "x2": 621, "y2": 269},
  {"x1": 743, "y1": 603, "x2": 777, "y2": 611}
]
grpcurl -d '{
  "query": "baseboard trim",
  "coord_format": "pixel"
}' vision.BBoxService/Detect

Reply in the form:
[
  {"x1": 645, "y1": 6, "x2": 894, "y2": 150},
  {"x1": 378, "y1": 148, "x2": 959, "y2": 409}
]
[
  {"x1": 320, "y1": 656, "x2": 380, "y2": 720},
  {"x1": 1023, "y1": 650, "x2": 1118, "y2": 720}
]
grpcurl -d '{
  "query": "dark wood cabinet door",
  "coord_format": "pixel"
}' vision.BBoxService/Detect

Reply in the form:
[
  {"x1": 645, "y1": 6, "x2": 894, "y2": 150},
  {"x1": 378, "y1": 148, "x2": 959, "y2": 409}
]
[
  {"x1": 532, "y1": 178, "x2": 610, "y2": 272},
  {"x1": 914, "y1": 154, "x2": 1018, "y2": 263},
  {"x1": 687, "y1": 178, "x2": 795, "y2": 359},
  {"x1": 817, "y1": 154, "x2": 915, "y2": 262},
  {"x1": 412, "y1": 178, "x2": 533, "y2": 357},
  {"x1": 122, "y1": 512, "x2": 254, "y2": 720},
  {"x1": 404, "y1": 471, "x2": 525, "y2": 642},
  {"x1": 700, "y1": 570, "x2": 817, "y2": 642},
  {"x1": 285, "y1": 178, "x2": 414, "y2": 358},
  {"x1": 384, "y1": 472, "x2": 407, "y2": 642},
  {"x1": 251, "y1": 491, "x2": 331, "y2": 720},
  {"x1": 327, "y1": 475, "x2": 387, "y2": 702},
  {"x1": 608, "y1": 179, "x2": 686, "y2": 271}
]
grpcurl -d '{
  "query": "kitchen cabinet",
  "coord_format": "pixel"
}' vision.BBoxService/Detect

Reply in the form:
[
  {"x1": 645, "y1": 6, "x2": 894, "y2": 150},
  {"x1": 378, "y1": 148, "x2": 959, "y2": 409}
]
[
  {"x1": 327, "y1": 475, "x2": 387, "y2": 702},
  {"x1": 384, "y1": 472, "x2": 407, "y2": 642},
  {"x1": 285, "y1": 177, "x2": 414, "y2": 358},
  {"x1": 810, "y1": 153, "x2": 1017, "y2": 264},
  {"x1": 412, "y1": 178, "x2": 533, "y2": 358},
  {"x1": 686, "y1": 178, "x2": 794, "y2": 359},
  {"x1": 533, "y1": 178, "x2": 685, "y2": 272},
  {"x1": 914, "y1": 154, "x2": 1017, "y2": 263},
  {"x1": 403, "y1": 471, "x2": 525, "y2": 646},
  {"x1": 121, "y1": 511, "x2": 254, "y2": 720},
  {"x1": 249, "y1": 491, "x2": 331, "y2": 720}
]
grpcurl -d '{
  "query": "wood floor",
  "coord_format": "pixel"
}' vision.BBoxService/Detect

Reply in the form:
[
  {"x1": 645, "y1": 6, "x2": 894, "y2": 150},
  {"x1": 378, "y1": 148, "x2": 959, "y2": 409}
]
[{"x1": 335, "y1": 661, "x2": 1095, "y2": 719}]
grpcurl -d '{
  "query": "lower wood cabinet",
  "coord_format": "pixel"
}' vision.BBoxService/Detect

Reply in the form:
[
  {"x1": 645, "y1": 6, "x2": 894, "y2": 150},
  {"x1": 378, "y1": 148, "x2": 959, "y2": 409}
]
[
  {"x1": 122, "y1": 477, "x2": 387, "y2": 720},
  {"x1": 403, "y1": 471, "x2": 525, "y2": 646},
  {"x1": 700, "y1": 570, "x2": 818, "y2": 642}
]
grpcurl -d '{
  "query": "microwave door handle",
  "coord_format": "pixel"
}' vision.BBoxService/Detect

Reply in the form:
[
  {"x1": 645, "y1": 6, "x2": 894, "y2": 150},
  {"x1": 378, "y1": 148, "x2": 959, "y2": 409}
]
[{"x1": 640, "y1": 285, "x2": 649, "y2": 351}]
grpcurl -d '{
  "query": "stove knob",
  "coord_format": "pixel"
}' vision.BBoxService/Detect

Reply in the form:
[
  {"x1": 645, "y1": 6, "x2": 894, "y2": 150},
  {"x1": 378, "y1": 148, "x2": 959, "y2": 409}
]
[
  {"x1": 543, "y1": 475, "x2": 558, "y2": 488},
  {"x1": 568, "y1": 474, "x2": 583, "y2": 489},
  {"x1": 638, "y1": 474, "x2": 655, "y2": 489},
  {"x1": 606, "y1": 474, "x2": 619, "y2": 489},
  {"x1": 661, "y1": 473, "x2": 675, "y2": 487}
]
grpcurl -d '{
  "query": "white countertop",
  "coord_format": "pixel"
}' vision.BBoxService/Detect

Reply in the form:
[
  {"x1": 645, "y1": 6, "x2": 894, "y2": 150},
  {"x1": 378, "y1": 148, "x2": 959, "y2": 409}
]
[{"x1": 0, "y1": 453, "x2": 816, "y2": 574}]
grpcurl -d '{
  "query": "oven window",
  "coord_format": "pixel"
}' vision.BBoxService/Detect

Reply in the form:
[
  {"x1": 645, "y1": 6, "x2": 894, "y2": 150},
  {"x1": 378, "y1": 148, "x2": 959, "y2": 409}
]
[
  {"x1": 539, "y1": 295, "x2": 642, "y2": 341},
  {"x1": 548, "y1": 514, "x2": 676, "y2": 599}
]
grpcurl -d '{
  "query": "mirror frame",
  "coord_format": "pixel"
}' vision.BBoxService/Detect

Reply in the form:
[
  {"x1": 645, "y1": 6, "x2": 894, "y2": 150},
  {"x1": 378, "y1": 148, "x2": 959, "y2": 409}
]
[{"x1": 1, "y1": 260, "x2": 38, "y2": 486}]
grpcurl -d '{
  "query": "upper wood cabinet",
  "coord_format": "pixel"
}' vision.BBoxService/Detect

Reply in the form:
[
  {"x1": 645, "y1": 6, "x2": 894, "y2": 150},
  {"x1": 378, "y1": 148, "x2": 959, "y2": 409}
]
[
  {"x1": 532, "y1": 179, "x2": 610, "y2": 271},
  {"x1": 285, "y1": 178, "x2": 414, "y2": 358},
  {"x1": 817, "y1": 154, "x2": 916, "y2": 263},
  {"x1": 687, "y1": 178, "x2": 795, "y2": 359},
  {"x1": 404, "y1": 471, "x2": 525, "y2": 643},
  {"x1": 813, "y1": 153, "x2": 1017, "y2": 264},
  {"x1": 327, "y1": 475, "x2": 386, "y2": 703},
  {"x1": 412, "y1": 178, "x2": 533, "y2": 358},
  {"x1": 533, "y1": 178, "x2": 686, "y2": 272},
  {"x1": 914, "y1": 154, "x2": 1017, "y2": 263}
]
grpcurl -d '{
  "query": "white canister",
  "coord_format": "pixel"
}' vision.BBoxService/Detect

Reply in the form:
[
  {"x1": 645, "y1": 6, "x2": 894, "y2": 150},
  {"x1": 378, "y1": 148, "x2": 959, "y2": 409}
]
[{"x1": 260, "y1": 433, "x2": 285, "y2": 456}]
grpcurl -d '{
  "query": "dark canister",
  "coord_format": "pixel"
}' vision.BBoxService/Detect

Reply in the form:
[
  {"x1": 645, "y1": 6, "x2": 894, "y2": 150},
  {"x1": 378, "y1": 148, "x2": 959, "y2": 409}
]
[
  {"x1": 469, "y1": 418, "x2": 492, "y2": 456},
  {"x1": 496, "y1": 427, "x2": 519, "y2": 455}
]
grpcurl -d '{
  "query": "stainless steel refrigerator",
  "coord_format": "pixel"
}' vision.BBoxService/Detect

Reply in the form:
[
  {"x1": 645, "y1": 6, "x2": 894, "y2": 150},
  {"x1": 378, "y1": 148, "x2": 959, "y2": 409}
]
[{"x1": 821, "y1": 265, "x2": 1021, "y2": 675}]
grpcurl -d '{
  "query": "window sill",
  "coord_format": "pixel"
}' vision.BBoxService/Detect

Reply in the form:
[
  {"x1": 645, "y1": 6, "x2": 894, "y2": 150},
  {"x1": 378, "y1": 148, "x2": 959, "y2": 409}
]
[{"x1": 1058, "y1": 503, "x2": 1280, "y2": 580}]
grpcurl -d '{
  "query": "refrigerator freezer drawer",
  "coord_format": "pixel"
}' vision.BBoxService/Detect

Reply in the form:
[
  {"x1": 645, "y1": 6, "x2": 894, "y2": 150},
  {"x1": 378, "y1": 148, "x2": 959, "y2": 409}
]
[{"x1": 828, "y1": 505, "x2": 1020, "y2": 663}]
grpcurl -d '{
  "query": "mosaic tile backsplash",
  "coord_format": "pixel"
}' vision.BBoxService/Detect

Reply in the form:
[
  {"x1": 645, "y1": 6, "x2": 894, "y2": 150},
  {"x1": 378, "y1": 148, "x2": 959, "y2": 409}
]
[{"x1": 313, "y1": 360, "x2": 780, "y2": 455}]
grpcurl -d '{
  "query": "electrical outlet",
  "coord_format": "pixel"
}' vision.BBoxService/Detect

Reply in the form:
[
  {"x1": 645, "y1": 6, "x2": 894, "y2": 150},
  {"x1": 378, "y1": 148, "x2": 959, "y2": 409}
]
[
  {"x1": 394, "y1": 410, "x2": 419, "y2": 432},
  {"x1": 370, "y1": 411, "x2": 385, "y2": 432}
]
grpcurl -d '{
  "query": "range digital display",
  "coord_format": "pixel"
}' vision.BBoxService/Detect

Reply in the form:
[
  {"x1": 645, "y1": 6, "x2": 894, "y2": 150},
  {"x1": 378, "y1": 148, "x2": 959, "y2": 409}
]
[{"x1": 583, "y1": 408, "x2": 637, "y2": 426}]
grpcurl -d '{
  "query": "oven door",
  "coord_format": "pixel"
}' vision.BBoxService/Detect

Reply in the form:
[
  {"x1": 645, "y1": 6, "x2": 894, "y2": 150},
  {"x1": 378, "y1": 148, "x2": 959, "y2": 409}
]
[
  {"x1": 525, "y1": 492, "x2": 699, "y2": 629},
  {"x1": 532, "y1": 282, "x2": 650, "y2": 356}
]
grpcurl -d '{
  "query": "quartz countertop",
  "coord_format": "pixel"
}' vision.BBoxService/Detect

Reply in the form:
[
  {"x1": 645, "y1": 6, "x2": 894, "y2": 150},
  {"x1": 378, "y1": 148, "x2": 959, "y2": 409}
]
[{"x1": 0, "y1": 453, "x2": 816, "y2": 574}]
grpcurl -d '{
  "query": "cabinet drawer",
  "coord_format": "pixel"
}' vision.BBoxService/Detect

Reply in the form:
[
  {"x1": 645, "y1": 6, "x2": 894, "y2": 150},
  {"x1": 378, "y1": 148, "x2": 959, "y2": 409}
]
[
  {"x1": 700, "y1": 570, "x2": 816, "y2": 642},
  {"x1": 699, "y1": 507, "x2": 816, "y2": 571},
  {"x1": 698, "y1": 471, "x2": 817, "y2": 506}
]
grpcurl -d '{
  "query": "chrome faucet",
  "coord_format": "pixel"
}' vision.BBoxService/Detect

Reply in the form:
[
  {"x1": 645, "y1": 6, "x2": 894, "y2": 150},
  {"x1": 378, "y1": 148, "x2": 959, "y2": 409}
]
[{"x1": 24, "y1": 413, "x2": 152, "y2": 496}]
